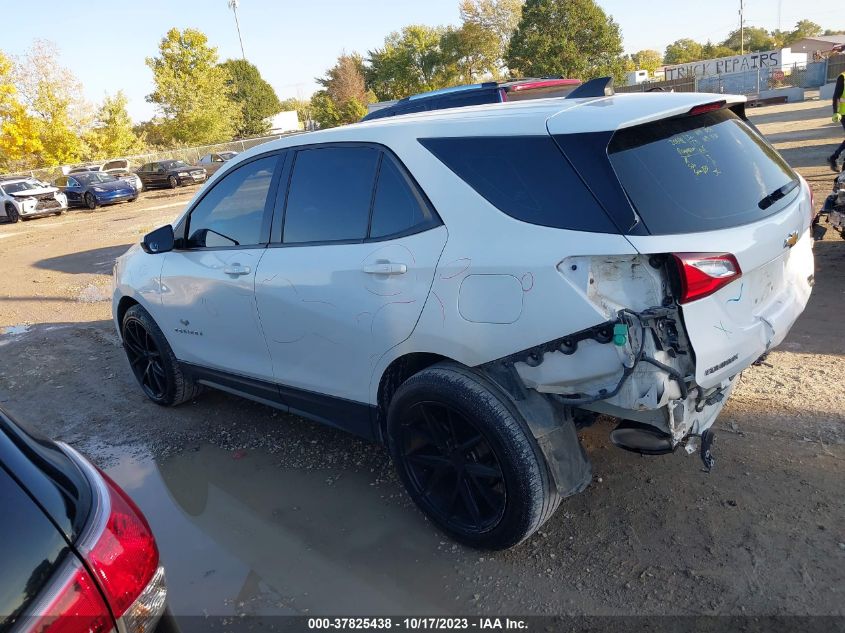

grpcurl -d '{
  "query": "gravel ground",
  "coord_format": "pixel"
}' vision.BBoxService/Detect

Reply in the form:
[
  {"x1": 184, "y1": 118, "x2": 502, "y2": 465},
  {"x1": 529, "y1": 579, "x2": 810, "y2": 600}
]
[{"x1": 0, "y1": 102, "x2": 843, "y2": 620}]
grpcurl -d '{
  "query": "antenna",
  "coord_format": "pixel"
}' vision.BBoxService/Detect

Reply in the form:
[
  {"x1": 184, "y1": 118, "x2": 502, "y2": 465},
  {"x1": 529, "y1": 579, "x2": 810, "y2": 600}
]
[
  {"x1": 739, "y1": 0, "x2": 745, "y2": 55},
  {"x1": 228, "y1": 0, "x2": 246, "y2": 60}
]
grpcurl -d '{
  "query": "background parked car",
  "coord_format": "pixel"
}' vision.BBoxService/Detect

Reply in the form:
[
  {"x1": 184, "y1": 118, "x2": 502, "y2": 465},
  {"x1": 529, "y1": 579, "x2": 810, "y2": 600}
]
[
  {"x1": 0, "y1": 407, "x2": 171, "y2": 632},
  {"x1": 196, "y1": 151, "x2": 238, "y2": 176},
  {"x1": 0, "y1": 177, "x2": 67, "y2": 222},
  {"x1": 136, "y1": 160, "x2": 207, "y2": 189},
  {"x1": 55, "y1": 172, "x2": 137, "y2": 209},
  {"x1": 69, "y1": 162, "x2": 144, "y2": 192},
  {"x1": 361, "y1": 78, "x2": 582, "y2": 121}
]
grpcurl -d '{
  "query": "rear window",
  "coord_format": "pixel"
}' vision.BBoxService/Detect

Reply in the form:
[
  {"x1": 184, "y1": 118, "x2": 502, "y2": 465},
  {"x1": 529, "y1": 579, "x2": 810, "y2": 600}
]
[
  {"x1": 607, "y1": 109, "x2": 798, "y2": 234},
  {"x1": 419, "y1": 136, "x2": 618, "y2": 233}
]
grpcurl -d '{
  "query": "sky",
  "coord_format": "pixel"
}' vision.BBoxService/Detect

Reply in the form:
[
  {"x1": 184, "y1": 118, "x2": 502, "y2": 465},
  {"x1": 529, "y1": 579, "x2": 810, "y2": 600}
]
[{"x1": 3, "y1": 0, "x2": 842, "y2": 122}]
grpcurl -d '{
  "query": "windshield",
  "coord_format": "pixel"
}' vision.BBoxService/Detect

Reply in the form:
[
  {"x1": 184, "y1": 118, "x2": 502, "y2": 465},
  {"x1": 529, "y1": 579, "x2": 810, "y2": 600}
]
[
  {"x1": 607, "y1": 108, "x2": 798, "y2": 234},
  {"x1": 162, "y1": 160, "x2": 188, "y2": 170},
  {"x1": 219, "y1": 152, "x2": 237, "y2": 160},
  {"x1": 3, "y1": 180, "x2": 44, "y2": 193},
  {"x1": 74, "y1": 172, "x2": 117, "y2": 184},
  {"x1": 102, "y1": 160, "x2": 128, "y2": 170}
]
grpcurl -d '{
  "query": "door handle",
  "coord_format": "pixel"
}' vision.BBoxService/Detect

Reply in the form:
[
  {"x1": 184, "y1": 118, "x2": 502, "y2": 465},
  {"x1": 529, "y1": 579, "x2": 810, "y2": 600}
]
[
  {"x1": 223, "y1": 263, "x2": 251, "y2": 276},
  {"x1": 362, "y1": 262, "x2": 407, "y2": 275}
]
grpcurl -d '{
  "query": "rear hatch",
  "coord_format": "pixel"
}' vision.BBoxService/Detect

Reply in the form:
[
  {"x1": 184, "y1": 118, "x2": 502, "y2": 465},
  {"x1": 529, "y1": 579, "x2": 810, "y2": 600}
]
[{"x1": 549, "y1": 100, "x2": 814, "y2": 389}]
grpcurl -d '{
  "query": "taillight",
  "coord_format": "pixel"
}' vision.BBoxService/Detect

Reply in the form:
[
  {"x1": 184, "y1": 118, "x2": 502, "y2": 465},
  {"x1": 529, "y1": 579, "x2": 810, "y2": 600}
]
[
  {"x1": 673, "y1": 252, "x2": 742, "y2": 304},
  {"x1": 24, "y1": 560, "x2": 113, "y2": 633},
  {"x1": 60, "y1": 444, "x2": 167, "y2": 633},
  {"x1": 688, "y1": 100, "x2": 726, "y2": 116}
]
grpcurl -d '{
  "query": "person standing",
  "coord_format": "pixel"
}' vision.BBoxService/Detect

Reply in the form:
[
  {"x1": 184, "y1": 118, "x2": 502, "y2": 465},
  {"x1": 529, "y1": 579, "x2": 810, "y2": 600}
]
[{"x1": 827, "y1": 72, "x2": 845, "y2": 172}]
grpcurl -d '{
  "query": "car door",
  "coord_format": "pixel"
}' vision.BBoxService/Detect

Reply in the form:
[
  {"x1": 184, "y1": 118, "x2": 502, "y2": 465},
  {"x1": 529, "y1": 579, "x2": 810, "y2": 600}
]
[
  {"x1": 58, "y1": 176, "x2": 84, "y2": 205},
  {"x1": 156, "y1": 153, "x2": 284, "y2": 381},
  {"x1": 254, "y1": 144, "x2": 447, "y2": 425}
]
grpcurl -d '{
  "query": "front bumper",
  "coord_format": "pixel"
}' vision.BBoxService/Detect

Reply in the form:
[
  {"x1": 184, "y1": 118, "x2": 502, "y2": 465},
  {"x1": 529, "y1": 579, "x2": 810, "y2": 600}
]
[
  {"x1": 178, "y1": 173, "x2": 206, "y2": 185},
  {"x1": 95, "y1": 190, "x2": 136, "y2": 205}
]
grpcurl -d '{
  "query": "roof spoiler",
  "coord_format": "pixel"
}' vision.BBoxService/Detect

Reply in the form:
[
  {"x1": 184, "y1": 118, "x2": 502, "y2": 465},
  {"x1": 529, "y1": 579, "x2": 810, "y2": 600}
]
[{"x1": 565, "y1": 76, "x2": 614, "y2": 99}]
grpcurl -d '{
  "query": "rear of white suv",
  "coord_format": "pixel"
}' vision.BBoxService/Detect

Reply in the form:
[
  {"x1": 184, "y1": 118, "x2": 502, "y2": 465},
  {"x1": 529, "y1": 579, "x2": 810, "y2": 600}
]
[{"x1": 112, "y1": 91, "x2": 813, "y2": 550}]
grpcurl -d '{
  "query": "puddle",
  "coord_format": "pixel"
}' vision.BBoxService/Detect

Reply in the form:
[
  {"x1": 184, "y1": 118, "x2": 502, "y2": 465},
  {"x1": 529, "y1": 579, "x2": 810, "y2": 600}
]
[
  {"x1": 1, "y1": 324, "x2": 30, "y2": 336},
  {"x1": 106, "y1": 445, "x2": 484, "y2": 617}
]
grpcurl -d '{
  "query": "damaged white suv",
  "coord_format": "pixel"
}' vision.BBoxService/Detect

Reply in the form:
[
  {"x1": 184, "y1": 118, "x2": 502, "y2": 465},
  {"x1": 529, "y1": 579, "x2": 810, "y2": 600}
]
[{"x1": 112, "y1": 86, "x2": 814, "y2": 549}]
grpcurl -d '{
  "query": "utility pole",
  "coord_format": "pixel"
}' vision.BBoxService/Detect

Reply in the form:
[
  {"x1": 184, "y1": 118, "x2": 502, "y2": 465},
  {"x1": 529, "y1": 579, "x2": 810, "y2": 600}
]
[
  {"x1": 739, "y1": 0, "x2": 745, "y2": 55},
  {"x1": 228, "y1": 0, "x2": 246, "y2": 60}
]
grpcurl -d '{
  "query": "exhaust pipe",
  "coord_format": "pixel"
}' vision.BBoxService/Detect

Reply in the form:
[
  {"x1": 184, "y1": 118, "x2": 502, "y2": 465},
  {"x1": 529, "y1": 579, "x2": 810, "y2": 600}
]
[{"x1": 610, "y1": 420, "x2": 674, "y2": 455}]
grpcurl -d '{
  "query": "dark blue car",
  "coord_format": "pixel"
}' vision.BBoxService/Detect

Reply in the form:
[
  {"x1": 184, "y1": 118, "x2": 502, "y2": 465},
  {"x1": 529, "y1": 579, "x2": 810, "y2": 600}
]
[{"x1": 54, "y1": 172, "x2": 137, "y2": 209}]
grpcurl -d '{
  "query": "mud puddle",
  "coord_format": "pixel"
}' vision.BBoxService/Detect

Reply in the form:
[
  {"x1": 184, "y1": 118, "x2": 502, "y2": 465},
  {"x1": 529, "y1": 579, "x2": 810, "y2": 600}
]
[{"x1": 106, "y1": 444, "x2": 478, "y2": 617}]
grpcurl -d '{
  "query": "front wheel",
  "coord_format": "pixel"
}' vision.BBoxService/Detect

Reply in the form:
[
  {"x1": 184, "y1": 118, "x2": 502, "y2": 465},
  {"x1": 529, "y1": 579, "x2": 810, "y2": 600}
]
[
  {"x1": 168, "y1": 175, "x2": 178, "y2": 189},
  {"x1": 121, "y1": 304, "x2": 202, "y2": 406},
  {"x1": 84, "y1": 192, "x2": 97, "y2": 209},
  {"x1": 387, "y1": 363, "x2": 560, "y2": 550},
  {"x1": 5, "y1": 203, "x2": 20, "y2": 223}
]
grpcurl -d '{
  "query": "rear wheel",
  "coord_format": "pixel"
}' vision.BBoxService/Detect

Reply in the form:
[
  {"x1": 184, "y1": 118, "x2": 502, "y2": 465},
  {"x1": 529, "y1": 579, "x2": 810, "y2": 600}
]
[
  {"x1": 5, "y1": 203, "x2": 20, "y2": 223},
  {"x1": 121, "y1": 304, "x2": 202, "y2": 406},
  {"x1": 387, "y1": 363, "x2": 560, "y2": 550},
  {"x1": 168, "y1": 175, "x2": 178, "y2": 189},
  {"x1": 84, "y1": 192, "x2": 97, "y2": 209}
]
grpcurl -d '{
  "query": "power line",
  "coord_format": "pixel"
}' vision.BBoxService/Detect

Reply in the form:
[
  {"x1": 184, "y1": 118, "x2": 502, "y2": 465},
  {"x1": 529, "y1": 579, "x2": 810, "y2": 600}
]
[{"x1": 228, "y1": 0, "x2": 246, "y2": 60}]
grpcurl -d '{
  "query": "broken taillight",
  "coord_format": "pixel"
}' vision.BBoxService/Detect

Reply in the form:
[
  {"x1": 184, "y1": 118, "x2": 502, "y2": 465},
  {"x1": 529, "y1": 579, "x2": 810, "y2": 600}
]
[{"x1": 673, "y1": 252, "x2": 742, "y2": 304}]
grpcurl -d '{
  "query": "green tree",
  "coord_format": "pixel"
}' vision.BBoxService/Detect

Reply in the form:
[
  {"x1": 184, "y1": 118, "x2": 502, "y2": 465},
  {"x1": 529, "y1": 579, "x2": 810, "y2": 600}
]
[
  {"x1": 702, "y1": 41, "x2": 737, "y2": 59},
  {"x1": 279, "y1": 97, "x2": 311, "y2": 128},
  {"x1": 220, "y1": 59, "x2": 282, "y2": 137},
  {"x1": 459, "y1": 0, "x2": 523, "y2": 74},
  {"x1": 720, "y1": 26, "x2": 774, "y2": 53},
  {"x1": 84, "y1": 91, "x2": 144, "y2": 159},
  {"x1": 789, "y1": 20, "x2": 823, "y2": 44},
  {"x1": 366, "y1": 25, "x2": 452, "y2": 100},
  {"x1": 630, "y1": 49, "x2": 662, "y2": 73},
  {"x1": 664, "y1": 38, "x2": 704, "y2": 65},
  {"x1": 145, "y1": 28, "x2": 242, "y2": 145},
  {"x1": 505, "y1": 0, "x2": 625, "y2": 81},
  {"x1": 441, "y1": 22, "x2": 502, "y2": 82}
]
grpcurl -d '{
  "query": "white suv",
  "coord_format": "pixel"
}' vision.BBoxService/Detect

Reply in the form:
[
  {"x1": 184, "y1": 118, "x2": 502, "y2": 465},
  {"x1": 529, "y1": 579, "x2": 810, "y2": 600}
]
[{"x1": 112, "y1": 91, "x2": 814, "y2": 549}]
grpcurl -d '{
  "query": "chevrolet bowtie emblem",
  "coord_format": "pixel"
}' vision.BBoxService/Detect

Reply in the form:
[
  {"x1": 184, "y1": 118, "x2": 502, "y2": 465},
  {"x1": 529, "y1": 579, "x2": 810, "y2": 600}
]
[{"x1": 784, "y1": 231, "x2": 799, "y2": 248}]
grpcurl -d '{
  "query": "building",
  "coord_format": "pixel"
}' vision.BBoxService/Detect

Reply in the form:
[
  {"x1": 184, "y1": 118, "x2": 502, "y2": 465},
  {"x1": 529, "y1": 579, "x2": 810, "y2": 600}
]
[{"x1": 788, "y1": 35, "x2": 845, "y2": 57}]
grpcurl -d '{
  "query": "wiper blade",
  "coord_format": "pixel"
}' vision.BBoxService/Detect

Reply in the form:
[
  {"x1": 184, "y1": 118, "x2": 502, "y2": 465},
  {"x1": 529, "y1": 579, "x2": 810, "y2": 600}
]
[{"x1": 758, "y1": 179, "x2": 799, "y2": 210}]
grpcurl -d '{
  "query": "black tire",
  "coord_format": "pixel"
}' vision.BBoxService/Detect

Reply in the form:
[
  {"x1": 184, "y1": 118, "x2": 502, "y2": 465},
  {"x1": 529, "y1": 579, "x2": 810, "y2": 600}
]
[
  {"x1": 168, "y1": 175, "x2": 178, "y2": 189},
  {"x1": 84, "y1": 192, "x2": 97, "y2": 209},
  {"x1": 121, "y1": 304, "x2": 203, "y2": 406},
  {"x1": 5, "y1": 203, "x2": 20, "y2": 223},
  {"x1": 387, "y1": 362, "x2": 560, "y2": 550},
  {"x1": 55, "y1": 209, "x2": 66, "y2": 216}
]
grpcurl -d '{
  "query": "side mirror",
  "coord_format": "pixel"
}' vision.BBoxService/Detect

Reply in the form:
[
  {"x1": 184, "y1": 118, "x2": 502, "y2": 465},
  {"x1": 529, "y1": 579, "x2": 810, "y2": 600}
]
[{"x1": 142, "y1": 225, "x2": 175, "y2": 254}]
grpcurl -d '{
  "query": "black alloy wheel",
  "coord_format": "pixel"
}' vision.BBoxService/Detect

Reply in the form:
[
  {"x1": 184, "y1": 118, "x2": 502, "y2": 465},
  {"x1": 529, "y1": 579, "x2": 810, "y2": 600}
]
[
  {"x1": 168, "y1": 175, "x2": 178, "y2": 189},
  {"x1": 399, "y1": 401, "x2": 507, "y2": 533},
  {"x1": 122, "y1": 316, "x2": 168, "y2": 401},
  {"x1": 5, "y1": 203, "x2": 20, "y2": 223},
  {"x1": 84, "y1": 192, "x2": 97, "y2": 209}
]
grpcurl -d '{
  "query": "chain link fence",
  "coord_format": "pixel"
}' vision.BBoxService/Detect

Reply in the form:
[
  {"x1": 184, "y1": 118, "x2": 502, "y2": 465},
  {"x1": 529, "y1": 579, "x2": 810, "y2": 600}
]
[{"x1": 0, "y1": 132, "x2": 303, "y2": 184}]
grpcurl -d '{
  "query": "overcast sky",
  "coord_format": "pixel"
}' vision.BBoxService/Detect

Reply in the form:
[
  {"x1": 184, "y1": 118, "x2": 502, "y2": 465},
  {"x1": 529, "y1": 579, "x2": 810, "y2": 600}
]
[{"x1": 4, "y1": 0, "x2": 841, "y2": 122}]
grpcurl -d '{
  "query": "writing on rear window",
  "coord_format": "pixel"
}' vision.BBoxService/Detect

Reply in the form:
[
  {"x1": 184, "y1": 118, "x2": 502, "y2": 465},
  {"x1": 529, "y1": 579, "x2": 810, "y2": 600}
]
[{"x1": 670, "y1": 128, "x2": 723, "y2": 177}]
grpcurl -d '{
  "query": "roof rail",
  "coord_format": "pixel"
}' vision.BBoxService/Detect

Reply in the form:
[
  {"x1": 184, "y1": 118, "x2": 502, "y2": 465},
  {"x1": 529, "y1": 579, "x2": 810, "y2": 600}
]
[{"x1": 565, "y1": 76, "x2": 614, "y2": 99}]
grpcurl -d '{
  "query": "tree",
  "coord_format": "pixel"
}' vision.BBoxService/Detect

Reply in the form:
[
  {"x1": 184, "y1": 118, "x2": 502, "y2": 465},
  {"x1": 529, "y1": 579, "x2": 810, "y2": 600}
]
[
  {"x1": 720, "y1": 26, "x2": 774, "y2": 53},
  {"x1": 145, "y1": 28, "x2": 242, "y2": 145},
  {"x1": 459, "y1": 0, "x2": 523, "y2": 74},
  {"x1": 312, "y1": 53, "x2": 374, "y2": 128},
  {"x1": 13, "y1": 40, "x2": 88, "y2": 166},
  {"x1": 702, "y1": 41, "x2": 737, "y2": 59},
  {"x1": 0, "y1": 51, "x2": 42, "y2": 171},
  {"x1": 789, "y1": 20, "x2": 823, "y2": 43},
  {"x1": 279, "y1": 97, "x2": 311, "y2": 128},
  {"x1": 505, "y1": 0, "x2": 625, "y2": 80},
  {"x1": 664, "y1": 39, "x2": 704, "y2": 65},
  {"x1": 84, "y1": 91, "x2": 144, "y2": 159},
  {"x1": 441, "y1": 22, "x2": 502, "y2": 83},
  {"x1": 220, "y1": 59, "x2": 282, "y2": 137},
  {"x1": 366, "y1": 25, "x2": 452, "y2": 100},
  {"x1": 629, "y1": 49, "x2": 662, "y2": 73}
]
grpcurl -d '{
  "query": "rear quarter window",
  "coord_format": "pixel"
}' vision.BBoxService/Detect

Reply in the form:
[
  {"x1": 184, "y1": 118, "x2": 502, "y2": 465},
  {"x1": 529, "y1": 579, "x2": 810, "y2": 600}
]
[
  {"x1": 419, "y1": 136, "x2": 618, "y2": 233},
  {"x1": 607, "y1": 109, "x2": 798, "y2": 234}
]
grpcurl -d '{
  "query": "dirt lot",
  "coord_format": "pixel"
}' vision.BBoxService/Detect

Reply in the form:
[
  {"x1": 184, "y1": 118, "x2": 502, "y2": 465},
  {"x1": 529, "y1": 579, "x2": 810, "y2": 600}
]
[{"x1": 0, "y1": 99, "x2": 843, "y2": 623}]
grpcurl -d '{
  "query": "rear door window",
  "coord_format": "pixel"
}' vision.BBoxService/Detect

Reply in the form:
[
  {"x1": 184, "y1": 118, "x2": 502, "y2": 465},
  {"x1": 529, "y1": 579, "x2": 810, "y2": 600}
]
[
  {"x1": 419, "y1": 136, "x2": 618, "y2": 233},
  {"x1": 282, "y1": 146, "x2": 379, "y2": 243},
  {"x1": 369, "y1": 156, "x2": 434, "y2": 238},
  {"x1": 607, "y1": 109, "x2": 798, "y2": 234}
]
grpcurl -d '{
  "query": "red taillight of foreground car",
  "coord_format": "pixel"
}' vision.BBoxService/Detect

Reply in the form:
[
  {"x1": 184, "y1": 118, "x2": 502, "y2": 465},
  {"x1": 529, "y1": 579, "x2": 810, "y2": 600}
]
[
  {"x1": 673, "y1": 252, "x2": 742, "y2": 304},
  {"x1": 25, "y1": 560, "x2": 114, "y2": 633}
]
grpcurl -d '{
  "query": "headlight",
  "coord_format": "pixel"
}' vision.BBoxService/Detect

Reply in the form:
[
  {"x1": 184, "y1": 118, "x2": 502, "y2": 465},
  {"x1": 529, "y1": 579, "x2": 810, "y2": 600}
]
[
  {"x1": 92, "y1": 187, "x2": 105, "y2": 192},
  {"x1": 177, "y1": 172, "x2": 188, "y2": 177}
]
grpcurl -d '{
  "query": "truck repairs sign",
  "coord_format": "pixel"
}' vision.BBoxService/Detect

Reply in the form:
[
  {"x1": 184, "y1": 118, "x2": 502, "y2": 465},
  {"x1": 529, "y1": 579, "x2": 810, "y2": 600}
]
[{"x1": 664, "y1": 50, "x2": 780, "y2": 80}]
